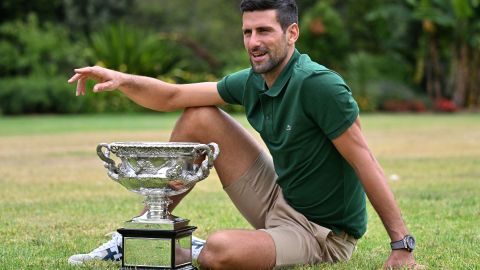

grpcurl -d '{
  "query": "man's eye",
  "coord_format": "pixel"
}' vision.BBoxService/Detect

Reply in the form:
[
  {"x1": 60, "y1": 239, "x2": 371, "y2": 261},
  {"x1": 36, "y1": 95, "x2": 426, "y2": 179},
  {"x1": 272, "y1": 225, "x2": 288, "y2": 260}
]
[{"x1": 258, "y1": 28, "x2": 271, "y2": 34}]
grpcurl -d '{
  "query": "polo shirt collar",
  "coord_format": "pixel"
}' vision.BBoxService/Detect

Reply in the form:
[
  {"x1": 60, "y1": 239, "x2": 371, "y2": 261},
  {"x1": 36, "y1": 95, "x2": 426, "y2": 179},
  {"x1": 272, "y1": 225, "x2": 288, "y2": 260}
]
[{"x1": 261, "y1": 49, "x2": 300, "y2": 97}]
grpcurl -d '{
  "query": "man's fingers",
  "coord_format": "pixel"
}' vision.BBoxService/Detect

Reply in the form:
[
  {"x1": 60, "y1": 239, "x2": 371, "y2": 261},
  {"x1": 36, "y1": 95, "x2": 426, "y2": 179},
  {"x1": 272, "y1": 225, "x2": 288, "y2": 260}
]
[
  {"x1": 93, "y1": 80, "x2": 116, "y2": 92},
  {"x1": 73, "y1": 66, "x2": 96, "y2": 74},
  {"x1": 70, "y1": 66, "x2": 118, "y2": 94},
  {"x1": 74, "y1": 66, "x2": 107, "y2": 77},
  {"x1": 79, "y1": 77, "x2": 87, "y2": 96},
  {"x1": 68, "y1": 73, "x2": 83, "y2": 84},
  {"x1": 74, "y1": 77, "x2": 87, "y2": 96},
  {"x1": 75, "y1": 77, "x2": 83, "y2": 96}
]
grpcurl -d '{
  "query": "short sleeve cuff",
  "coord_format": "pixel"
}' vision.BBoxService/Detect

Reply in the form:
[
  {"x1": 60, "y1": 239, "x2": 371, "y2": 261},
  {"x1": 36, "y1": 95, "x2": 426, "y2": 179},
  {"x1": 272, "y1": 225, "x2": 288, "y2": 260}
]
[{"x1": 326, "y1": 109, "x2": 358, "y2": 140}]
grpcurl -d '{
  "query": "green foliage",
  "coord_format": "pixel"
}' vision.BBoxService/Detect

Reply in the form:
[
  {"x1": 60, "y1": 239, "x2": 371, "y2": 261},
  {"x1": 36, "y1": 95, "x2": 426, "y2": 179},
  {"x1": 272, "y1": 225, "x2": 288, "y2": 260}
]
[
  {"x1": 344, "y1": 52, "x2": 382, "y2": 112},
  {"x1": 0, "y1": 76, "x2": 84, "y2": 115},
  {"x1": 62, "y1": 0, "x2": 133, "y2": 36},
  {"x1": 0, "y1": 13, "x2": 87, "y2": 77},
  {"x1": 85, "y1": 23, "x2": 224, "y2": 113},
  {"x1": 364, "y1": 2, "x2": 415, "y2": 54},
  {"x1": 344, "y1": 0, "x2": 388, "y2": 52},
  {"x1": 405, "y1": 0, "x2": 480, "y2": 107},
  {"x1": 344, "y1": 52, "x2": 416, "y2": 112},
  {"x1": 88, "y1": 23, "x2": 181, "y2": 77},
  {"x1": 0, "y1": 0, "x2": 479, "y2": 113},
  {"x1": 129, "y1": 0, "x2": 243, "y2": 73},
  {"x1": 451, "y1": 0, "x2": 475, "y2": 19},
  {"x1": 87, "y1": 22, "x2": 222, "y2": 82},
  {"x1": 296, "y1": 1, "x2": 350, "y2": 70},
  {"x1": 0, "y1": 0, "x2": 63, "y2": 24},
  {"x1": 0, "y1": 18, "x2": 218, "y2": 115},
  {"x1": 0, "y1": 76, "x2": 147, "y2": 115}
]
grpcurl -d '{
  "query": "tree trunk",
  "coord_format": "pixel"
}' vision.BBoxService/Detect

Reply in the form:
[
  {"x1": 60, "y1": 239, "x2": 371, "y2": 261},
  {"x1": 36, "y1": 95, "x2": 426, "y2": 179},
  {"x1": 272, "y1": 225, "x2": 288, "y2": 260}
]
[
  {"x1": 467, "y1": 48, "x2": 480, "y2": 108},
  {"x1": 453, "y1": 43, "x2": 469, "y2": 108},
  {"x1": 427, "y1": 38, "x2": 443, "y2": 100}
]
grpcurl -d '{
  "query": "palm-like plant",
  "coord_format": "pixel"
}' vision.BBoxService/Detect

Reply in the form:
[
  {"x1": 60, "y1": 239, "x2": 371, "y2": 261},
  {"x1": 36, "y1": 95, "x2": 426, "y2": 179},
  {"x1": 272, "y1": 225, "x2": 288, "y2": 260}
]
[
  {"x1": 89, "y1": 22, "x2": 180, "y2": 77},
  {"x1": 409, "y1": 0, "x2": 480, "y2": 108}
]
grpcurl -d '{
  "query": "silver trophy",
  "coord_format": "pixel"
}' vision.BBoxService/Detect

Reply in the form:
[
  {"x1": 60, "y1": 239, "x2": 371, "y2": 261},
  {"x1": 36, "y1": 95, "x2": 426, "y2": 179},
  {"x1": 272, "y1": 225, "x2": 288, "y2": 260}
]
[{"x1": 97, "y1": 142, "x2": 219, "y2": 270}]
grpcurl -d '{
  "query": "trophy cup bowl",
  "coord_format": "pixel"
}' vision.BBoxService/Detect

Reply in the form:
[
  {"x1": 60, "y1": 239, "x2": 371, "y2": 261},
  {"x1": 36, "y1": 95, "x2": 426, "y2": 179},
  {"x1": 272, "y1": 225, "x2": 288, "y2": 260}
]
[{"x1": 96, "y1": 141, "x2": 219, "y2": 270}]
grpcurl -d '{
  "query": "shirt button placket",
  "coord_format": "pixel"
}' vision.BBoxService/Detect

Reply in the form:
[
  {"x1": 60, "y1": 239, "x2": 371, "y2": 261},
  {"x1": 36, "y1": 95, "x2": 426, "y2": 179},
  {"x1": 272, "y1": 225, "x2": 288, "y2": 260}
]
[{"x1": 266, "y1": 101, "x2": 274, "y2": 137}]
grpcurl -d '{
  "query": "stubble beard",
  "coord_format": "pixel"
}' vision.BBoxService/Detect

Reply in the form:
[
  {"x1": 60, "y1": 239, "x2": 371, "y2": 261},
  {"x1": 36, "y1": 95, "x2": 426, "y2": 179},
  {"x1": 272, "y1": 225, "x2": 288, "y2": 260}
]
[
  {"x1": 250, "y1": 47, "x2": 288, "y2": 75},
  {"x1": 251, "y1": 55, "x2": 279, "y2": 74}
]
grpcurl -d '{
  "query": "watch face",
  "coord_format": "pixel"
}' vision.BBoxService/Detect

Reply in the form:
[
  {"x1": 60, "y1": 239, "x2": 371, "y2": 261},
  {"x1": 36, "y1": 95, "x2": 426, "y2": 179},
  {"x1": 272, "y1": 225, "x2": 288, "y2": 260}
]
[{"x1": 406, "y1": 236, "x2": 416, "y2": 250}]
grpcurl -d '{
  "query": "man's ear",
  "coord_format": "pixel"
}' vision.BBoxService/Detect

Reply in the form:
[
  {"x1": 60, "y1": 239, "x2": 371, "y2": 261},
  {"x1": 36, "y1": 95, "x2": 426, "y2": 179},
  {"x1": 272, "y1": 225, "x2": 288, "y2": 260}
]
[{"x1": 287, "y1": 23, "x2": 299, "y2": 45}]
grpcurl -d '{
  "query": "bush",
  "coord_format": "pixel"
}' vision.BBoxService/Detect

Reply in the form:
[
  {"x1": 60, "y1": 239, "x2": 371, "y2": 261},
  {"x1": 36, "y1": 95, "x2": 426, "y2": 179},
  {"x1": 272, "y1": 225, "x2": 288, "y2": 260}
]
[
  {"x1": 89, "y1": 23, "x2": 183, "y2": 77},
  {"x1": 373, "y1": 81, "x2": 429, "y2": 112},
  {"x1": 296, "y1": 1, "x2": 350, "y2": 70},
  {"x1": 0, "y1": 76, "x2": 149, "y2": 115},
  {"x1": 0, "y1": 13, "x2": 87, "y2": 77},
  {"x1": 0, "y1": 76, "x2": 83, "y2": 115},
  {"x1": 344, "y1": 51, "x2": 416, "y2": 112}
]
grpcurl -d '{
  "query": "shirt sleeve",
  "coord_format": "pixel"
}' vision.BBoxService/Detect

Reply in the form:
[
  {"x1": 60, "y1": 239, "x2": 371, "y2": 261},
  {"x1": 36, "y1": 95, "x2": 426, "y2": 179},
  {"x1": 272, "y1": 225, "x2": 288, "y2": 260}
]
[
  {"x1": 217, "y1": 68, "x2": 251, "y2": 105},
  {"x1": 301, "y1": 71, "x2": 359, "y2": 140}
]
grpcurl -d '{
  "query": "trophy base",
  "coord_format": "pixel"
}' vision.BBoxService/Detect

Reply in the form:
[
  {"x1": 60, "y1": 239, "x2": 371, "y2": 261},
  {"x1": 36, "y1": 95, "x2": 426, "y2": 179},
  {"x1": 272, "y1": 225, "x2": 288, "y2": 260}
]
[
  {"x1": 127, "y1": 213, "x2": 190, "y2": 230},
  {"x1": 118, "y1": 226, "x2": 197, "y2": 270}
]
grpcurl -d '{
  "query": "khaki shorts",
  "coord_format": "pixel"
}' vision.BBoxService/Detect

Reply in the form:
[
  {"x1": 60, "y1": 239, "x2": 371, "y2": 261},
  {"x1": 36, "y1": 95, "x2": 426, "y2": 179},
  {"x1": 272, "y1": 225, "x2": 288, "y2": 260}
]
[{"x1": 224, "y1": 152, "x2": 357, "y2": 267}]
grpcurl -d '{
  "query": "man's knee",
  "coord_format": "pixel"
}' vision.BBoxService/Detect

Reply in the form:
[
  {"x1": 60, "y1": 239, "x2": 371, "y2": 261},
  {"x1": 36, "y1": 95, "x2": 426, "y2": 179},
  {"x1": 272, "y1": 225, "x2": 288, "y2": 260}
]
[
  {"x1": 179, "y1": 106, "x2": 220, "y2": 128},
  {"x1": 197, "y1": 231, "x2": 234, "y2": 269},
  {"x1": 172, "y1": 106, "x2": 221, "y2": 140}
]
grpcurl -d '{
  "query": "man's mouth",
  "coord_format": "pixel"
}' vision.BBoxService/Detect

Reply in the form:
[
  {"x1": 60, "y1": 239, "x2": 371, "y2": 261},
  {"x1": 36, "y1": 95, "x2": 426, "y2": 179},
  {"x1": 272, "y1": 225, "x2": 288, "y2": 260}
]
[{"x1": 250, "y1": 49, "x2": 268, "y2": 62}]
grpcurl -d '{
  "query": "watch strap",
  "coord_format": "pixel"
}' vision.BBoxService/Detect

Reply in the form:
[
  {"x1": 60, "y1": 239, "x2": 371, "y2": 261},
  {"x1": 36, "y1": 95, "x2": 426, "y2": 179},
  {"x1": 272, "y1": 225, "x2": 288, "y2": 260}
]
[
  {"x1": 390, "y1": 235, "x2": 415, "y2": 252},
  {"x1": 390, "y1": 239, "x2": 407, "y2": 250}
]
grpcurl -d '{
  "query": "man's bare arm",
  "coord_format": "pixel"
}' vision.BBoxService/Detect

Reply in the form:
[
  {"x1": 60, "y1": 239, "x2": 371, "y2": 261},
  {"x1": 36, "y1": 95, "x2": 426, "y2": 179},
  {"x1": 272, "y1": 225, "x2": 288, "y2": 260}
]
[
  {"x1": 68, "y1": 66, "x2": 225, "y2": 112},
  {"x1": 332, "y1": 117, "x2": 420, "y2": 269}
]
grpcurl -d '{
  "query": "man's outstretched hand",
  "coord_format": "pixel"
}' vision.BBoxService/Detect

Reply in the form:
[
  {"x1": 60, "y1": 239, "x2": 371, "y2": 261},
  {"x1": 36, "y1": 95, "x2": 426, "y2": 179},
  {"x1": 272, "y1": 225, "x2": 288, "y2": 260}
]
[
  {"x1": 383, "y1": 250, "x2": 425, "y2": 269},
  {"x1": 68, "y1": 66, "x2": 126, "y2": 96}
]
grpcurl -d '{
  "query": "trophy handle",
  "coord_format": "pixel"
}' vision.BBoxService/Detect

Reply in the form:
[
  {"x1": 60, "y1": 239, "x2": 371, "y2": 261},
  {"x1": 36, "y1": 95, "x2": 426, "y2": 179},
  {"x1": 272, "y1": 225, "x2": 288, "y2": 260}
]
[
  {"x1": 205, "y1": 142, "x2": 220, "y2": 168},
  {"x1": 96, "y1": 143, "x2": 119, "y2": 181},
  {"x1": 185, "y1": 142, "x2": 219, "y2": 183}
]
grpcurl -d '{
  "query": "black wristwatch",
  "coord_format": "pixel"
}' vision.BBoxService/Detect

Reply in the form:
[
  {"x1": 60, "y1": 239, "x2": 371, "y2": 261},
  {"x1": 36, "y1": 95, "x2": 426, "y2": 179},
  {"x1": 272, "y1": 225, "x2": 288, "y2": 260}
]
[{"x1": 390, "y1": 235, "x2": 416, "y2": 252}]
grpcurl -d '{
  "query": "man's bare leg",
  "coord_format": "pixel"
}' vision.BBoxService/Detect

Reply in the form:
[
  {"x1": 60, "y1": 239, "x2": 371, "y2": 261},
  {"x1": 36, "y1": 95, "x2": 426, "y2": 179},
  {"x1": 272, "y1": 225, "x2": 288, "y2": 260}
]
[
  {"x1": 199, "y1": 230, "x2": 275, "y2": 270},
  {"x1": 168, "y1": 106, "x2": 276, "y2": 270}
]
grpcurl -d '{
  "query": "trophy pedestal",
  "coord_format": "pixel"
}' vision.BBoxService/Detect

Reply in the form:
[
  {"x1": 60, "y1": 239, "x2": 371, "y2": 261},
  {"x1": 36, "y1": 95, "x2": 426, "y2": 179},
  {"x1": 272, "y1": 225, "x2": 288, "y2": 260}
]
[{"x1": 118, "y1": 226, "x2": 197, "y2": 270}]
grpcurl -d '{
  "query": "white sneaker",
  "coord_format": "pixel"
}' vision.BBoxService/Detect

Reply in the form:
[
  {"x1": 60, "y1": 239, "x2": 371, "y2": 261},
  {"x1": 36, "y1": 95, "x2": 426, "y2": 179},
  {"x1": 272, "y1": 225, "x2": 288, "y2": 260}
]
[
  {"x1": 192, "y1": 236, "x2": 206, "y2": 260},
  {"x1": 68, "y1": 232, "x2": 123, "y2": 265}
]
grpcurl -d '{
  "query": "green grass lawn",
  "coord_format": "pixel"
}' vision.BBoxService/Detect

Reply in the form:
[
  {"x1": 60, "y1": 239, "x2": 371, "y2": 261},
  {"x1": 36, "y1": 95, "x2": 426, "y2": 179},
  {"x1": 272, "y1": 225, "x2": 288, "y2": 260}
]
[{"x1": 0, "y1": 113, "x2": 478, "y2": 269}]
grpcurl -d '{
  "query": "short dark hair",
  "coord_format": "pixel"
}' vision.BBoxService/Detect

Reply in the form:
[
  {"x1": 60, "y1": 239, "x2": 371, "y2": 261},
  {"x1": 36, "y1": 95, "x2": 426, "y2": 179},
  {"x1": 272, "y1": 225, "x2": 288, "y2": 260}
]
[{"x1": 240, "y1": 0, "x2": 298, "y2": 31}]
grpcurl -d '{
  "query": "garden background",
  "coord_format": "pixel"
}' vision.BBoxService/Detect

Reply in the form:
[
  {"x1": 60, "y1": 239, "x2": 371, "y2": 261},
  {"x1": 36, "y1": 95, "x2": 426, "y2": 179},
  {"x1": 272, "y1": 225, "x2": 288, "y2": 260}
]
[
  {"x1": 1, "y1": 0, "x2": 480, "y2": 114},
  {"x1": 0, "y1": 1, "x2": 479, "y2": 270}
]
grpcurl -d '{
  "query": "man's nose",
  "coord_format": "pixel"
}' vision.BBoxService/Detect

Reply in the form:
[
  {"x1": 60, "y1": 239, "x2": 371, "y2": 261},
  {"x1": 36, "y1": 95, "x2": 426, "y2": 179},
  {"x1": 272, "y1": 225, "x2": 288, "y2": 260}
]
[{"x1": 247, "y1": 32, "x2": 261, "y2": 49}]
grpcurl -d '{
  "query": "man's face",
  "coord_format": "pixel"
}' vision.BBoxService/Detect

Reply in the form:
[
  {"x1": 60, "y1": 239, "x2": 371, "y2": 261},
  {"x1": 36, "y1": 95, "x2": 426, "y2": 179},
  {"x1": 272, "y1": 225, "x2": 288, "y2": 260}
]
[{"x1": 242, "y1": 10, "x2": 290, "y2": 75}]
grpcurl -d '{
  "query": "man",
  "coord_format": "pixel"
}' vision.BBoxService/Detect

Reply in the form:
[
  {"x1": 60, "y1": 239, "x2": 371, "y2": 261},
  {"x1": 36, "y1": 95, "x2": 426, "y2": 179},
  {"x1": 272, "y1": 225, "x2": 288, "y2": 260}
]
[{"x1": 68, "y1": 0, "x2": 420, "y2": 269}]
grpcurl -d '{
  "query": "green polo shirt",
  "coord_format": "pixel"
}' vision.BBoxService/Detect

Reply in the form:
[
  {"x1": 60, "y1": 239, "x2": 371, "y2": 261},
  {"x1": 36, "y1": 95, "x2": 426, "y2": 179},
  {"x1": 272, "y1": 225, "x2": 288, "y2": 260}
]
[{"x1": 217, "y1": 49, "x2": 367, "y2": 239}]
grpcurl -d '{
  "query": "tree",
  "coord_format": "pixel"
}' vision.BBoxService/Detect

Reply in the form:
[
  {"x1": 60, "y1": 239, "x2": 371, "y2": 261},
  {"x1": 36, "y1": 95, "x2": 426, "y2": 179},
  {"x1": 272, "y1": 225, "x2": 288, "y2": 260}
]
[
  {"x1": 296, "y1": 1, "x2": 350, "y2": 70},
  {"x1": 408, "y1": 0, "x2": 480, "y2": 108}
]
